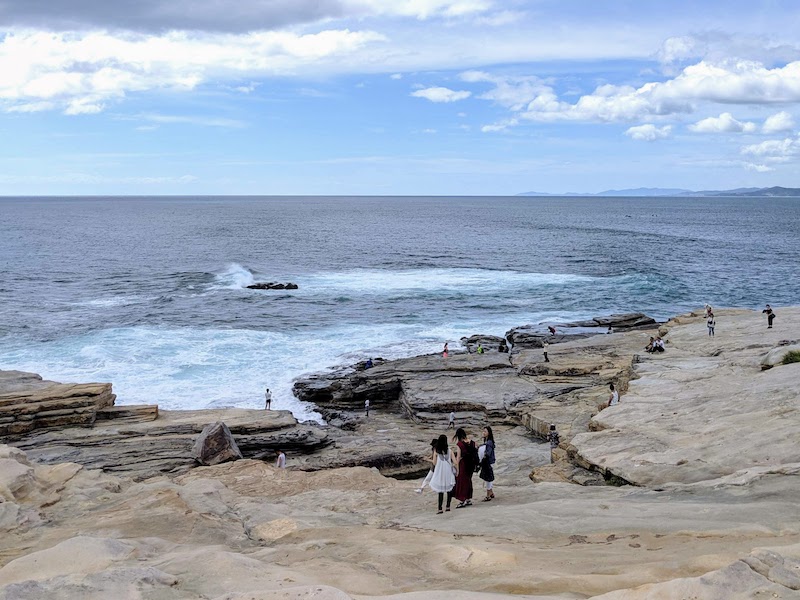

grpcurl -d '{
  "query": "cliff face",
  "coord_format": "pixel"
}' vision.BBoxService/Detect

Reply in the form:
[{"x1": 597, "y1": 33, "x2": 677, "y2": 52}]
[{"x1": 1, "y1": 308, "x2": 799, "y2": 599}]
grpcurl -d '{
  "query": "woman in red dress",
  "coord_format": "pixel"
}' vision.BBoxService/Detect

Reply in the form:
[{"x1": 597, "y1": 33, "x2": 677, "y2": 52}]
[{"x1": 452, "y1": 428, "x2": 474, "y2": 508}]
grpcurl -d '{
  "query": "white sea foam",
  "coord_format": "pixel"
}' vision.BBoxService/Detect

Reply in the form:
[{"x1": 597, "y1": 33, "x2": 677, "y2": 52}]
[
  {"x1": 300, "y1": 268, "x2": 596, "y2": 295},
  {"x1": 73, "y1": 296, "x2": 154, "y2": 307},
  {"x1": 213, "y1": 263, "x2": 256, "y2": 289}
]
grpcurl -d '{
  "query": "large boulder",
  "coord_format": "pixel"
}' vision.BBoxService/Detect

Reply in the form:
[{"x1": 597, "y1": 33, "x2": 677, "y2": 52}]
[
  {"x1": 191, "y1": 422, "x2": 242, "y2": 466},
  {"x1": 760, "y1": 344, "x2": 800, "y2": 369}
]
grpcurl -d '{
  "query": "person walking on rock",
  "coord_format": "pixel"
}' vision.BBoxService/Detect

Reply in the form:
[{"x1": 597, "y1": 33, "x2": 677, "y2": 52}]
[
  {"x1": 707, "y1": 313, "x2": 716, "y2": 337},
  {"x1": 763, "y1": 304, "x2": 775, "y2": 329},
  {"x1": 543, "y1": 340, "x2": 550, "y2": 363},
  {"x1": 452, "y1": 428, "x2": 476, "y2": 508},
  {"x1": 415, "y1": 438, "x2": 439, "y2": 493},
  {"x1": 365, "y1": 398, "x2": 370, "y2": 418},
  {"x1": 429, "y1": 435, "x2": 457, "y2": 513},
  {"x1": 479, "y1": 426, "x2": 496, "y2": 501},
  {"x1": 448, "y1": 411, "x2": 455, "y2": 429},
  {"x1": 274, "y1": 449, "x2": 286, "y2": 469}
]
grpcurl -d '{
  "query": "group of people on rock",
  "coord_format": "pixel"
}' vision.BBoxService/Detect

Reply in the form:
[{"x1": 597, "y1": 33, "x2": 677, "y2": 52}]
[
  {"x1": 645, "y1": 336, "x2": 665, "y2": 353},
  {"x1": 417, "y1": 427, "x2": 496, "y2": 513}
]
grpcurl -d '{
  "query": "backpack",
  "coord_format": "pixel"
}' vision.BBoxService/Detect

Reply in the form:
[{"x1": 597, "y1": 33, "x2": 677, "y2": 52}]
[{"x1": 464, "y1": 440, "x2": 480, "y2": 473}]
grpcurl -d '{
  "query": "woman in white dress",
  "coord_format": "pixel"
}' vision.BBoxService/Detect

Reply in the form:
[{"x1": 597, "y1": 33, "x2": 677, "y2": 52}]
[{"x1": 429, "y1": 434, "x2": 457, "y2": 513}]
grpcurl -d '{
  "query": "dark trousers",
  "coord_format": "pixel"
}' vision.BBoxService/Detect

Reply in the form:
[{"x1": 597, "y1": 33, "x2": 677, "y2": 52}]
[
  {"x1": 544, "y1": 352, "x2": 549, "y2": 362},
  {"x1": 438, "y1": 491, "x2": 453, "y2": 510},
  {"x1": 768, "y1": 315, "x2": 775, "y2": 328}
]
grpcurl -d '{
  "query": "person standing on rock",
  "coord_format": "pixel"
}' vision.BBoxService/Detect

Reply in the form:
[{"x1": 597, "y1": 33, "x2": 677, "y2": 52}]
[
  {"x1": 365, "y1": 398, "x2": 370, "y2": 418},
  {"x1": 543, "y1": 340, "x2": 550, "y2": 363},
  {"x1": 274, "y1": 449, "x2": 286, "y2": 469},
  {"x1": 448, "y1": 411, "x2": 455, "y2": 429},
  {"x1": 430, "y1": 435, "x2": 457, "y2": 513},
  {"x1": 443, "y1": 342, "x2": 449, "y2": 358},
  {"x1": 707, "y1": 313, "x2": 716, "y2": 337},
  {"x1": 547, "y1": 424, "x2": 560, "y2": 464},
  {"x1": 264, "y1": 388, "x2": 272, "y2": 410},
  {"x1": 452, "y1": 428, "x2": 476, "y2": 508},
  {"x1": 479, "y1": 426, "x2": 496, "y2": 501},
  {"x1": 763, "y1": 304, "x2": 775, "y2": 329}
]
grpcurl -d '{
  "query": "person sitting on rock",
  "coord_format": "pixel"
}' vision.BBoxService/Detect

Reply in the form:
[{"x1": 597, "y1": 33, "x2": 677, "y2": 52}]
[
  {"x1": 477, "y1": 343, "x2": 484, "y2": 354},
  {"x1": 548, "y1": 326, "x2": 557, "y2": 336},
  {"x1": 645, "y1": 337, "x2": 655, "y2": 352},
  {"x1": 365, "y1": 358, "x2": 374, "y2": 369},
  {"x1": 607, "y1": 383, "x2": 619, "y2": 407},
  {"x1": 652, "y1": 337, "x2": 665, "y2": 353}
]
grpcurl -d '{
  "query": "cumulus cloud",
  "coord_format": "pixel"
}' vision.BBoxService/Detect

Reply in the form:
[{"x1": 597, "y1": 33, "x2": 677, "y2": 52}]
[
  {"x1": 466, "y1": 59, "x2": 800, "y2": 126},
  {"x1": 0, "y1": 28, "x2": 385, "y2": 114},
  {"x1": 741, "y1": 135, "x2": 800, "y2": 159},
  {"x1": 0, "y1": 0, "x2": 492, "y2": 33},
  {"x1": 762, "y1": 111, "x2": 795, "y2": 133},
  {"x1": 411, "y1": 86, "x2": 471, "y2": 102},
  {"x1": 689, "y1": 112, "x2": 756, "y2": 133},
  {"x1": 624, "y1": 124, "x2": 672, "y2": 141}
]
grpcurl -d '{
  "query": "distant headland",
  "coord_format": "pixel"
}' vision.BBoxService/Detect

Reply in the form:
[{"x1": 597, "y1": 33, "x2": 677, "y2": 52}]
[{"x1": 517, "y1": 186, "x2": 800, "y2": 197}]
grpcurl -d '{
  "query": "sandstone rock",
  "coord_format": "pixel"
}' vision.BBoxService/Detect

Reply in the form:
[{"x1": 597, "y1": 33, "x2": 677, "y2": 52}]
[
  {"x1": 506, "y1": 313, "x2": 658, "y2": 348},
  {"x1": 192, "y1": 421, "x2": 243, "y2": 465},
  {"x1": 570, "y1": 308, "x2": 800, "y2": 487},
  {"x1": 761, "y1": 344, "x2": 800, "y2": 369},
  {"x1": 6, "y1": 408, "x2": 329, "y2": 480}
]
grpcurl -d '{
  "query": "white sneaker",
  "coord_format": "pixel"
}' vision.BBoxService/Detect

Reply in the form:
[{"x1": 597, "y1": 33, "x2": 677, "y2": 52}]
[{"x1": 414, "y1": 488, "x2": 423, "y2": 494}]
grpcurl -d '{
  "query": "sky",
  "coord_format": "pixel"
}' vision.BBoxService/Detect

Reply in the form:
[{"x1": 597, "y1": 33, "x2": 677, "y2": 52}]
[{"x1": 2, "y1": 0, "x2": 800, "y2": 195}]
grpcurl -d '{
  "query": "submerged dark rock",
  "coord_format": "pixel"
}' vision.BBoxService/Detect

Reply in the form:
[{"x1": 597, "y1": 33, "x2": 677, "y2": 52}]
[{"x1": 246, "y1": 282, "x2": 298, "y2": 290}]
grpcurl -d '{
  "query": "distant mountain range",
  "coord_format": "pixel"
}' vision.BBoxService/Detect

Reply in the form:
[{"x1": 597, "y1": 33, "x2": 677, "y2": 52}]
[{"x1": 517, "y1": 186, "x2": 800, "y2": 197}]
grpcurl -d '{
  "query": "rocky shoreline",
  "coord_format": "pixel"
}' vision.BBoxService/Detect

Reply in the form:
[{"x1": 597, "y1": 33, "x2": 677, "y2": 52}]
[{"x1": 2, "y1": 307, "x2": 799, "y2": 599}]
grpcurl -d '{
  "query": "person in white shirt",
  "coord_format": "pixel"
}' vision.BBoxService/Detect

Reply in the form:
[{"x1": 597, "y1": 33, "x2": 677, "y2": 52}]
[
  {"x1": 274, "y1": 449, "x2": 286, "y2": 469},
  {"x1": 608, "y1": 383, "x2": 619, "y2": 407},
  {"x1": 542, "y1": 340, "x2": 550, "y2": 363},
  {"x1": 365, "y1": 398, "x2": 370, "y2": 417},
  {"x1": 448, "y1": 411, "x2": 455, "y2": 429},
  {"x1": 264, "y1": 388, "x2": 272, "y2": 410}
]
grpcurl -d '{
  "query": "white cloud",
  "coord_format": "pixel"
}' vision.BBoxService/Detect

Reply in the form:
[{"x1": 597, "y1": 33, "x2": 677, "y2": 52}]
[
  {"x1": 411, "y1": 86, "x2": 471, "y2": 102},
  {"x1": 744, "y1": 162, "x2": 775, "y2": 172},
  {"x1": 390, "y1": 73, "x2": 403, "y2": 80},
  {"x1": 741, "y1": 136, "x2": 800, "y2": 158},
  {"x1": 762, "y1": 111, "x2": 795, "y2": 133},
  {"x1": 689, "y1": 112, "x2": 756, "y2": 133},
  {"x1": 624, "y1": 124, "x2": 672, "y2": 141},
  {"x1": 460, "y1": 70, "x2": 548, "y2": 110},
  {"x1": 0, "y1": 28, "x2": 385, "y2": 114},
  {"x1": 475, "y1": 60, "x2": 800, "y2": 125}
]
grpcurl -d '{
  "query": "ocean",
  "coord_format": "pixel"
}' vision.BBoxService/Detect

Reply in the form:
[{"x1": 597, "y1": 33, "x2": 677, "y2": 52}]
[{"x1": 1, "y1": 195, "x2": 798, "y2": 420}]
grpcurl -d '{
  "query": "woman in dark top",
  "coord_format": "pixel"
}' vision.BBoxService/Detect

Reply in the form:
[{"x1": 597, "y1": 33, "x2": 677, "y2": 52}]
[
  {"x1": 479, "y1": 426, "x2": 496, "y2": 501},
  {"x1": 763, "y1": 304, "x2": 775, "y2": 328},
  {"x1": 452, "y1": 428, "x2": 474, "y2": 508}
]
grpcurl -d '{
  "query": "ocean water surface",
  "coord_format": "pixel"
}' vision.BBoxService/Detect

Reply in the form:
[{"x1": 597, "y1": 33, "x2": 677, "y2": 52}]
[{"x1": 1, "y1": 196, "x2": 798, "y2": 419}]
